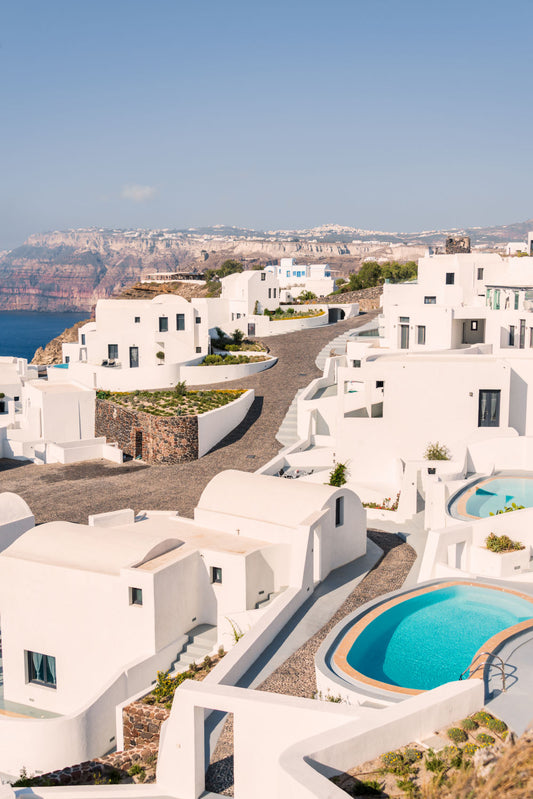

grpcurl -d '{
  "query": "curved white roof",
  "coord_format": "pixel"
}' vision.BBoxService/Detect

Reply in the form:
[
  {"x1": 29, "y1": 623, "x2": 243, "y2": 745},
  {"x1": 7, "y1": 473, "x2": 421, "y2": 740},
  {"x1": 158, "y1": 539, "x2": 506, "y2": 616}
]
[
  {"x1": 0, "y1": 493, "x2": 33, "y2": 526},
  {"x1": 2, "y1": 521, "x2": 183, "y2": 574},
  {"x1": 197, "y1": 470, "x2": 340, "y2": 528}
]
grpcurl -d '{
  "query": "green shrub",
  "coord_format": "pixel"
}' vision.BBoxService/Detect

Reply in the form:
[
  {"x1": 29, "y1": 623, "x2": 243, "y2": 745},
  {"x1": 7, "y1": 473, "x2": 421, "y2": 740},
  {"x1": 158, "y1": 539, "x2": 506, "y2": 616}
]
[
  {"x1": 485, "y1": 532, "x2": 524, "y2": 551},
  {"x1": 155, "y1": 350, "x2": 165, "y2": 361},
  {"x1": 403, "y1": 748, "x2": 423, "y2": 764},
  {"x1": 424, "y1": 442, "x2": 450, "y2": 460},
  {"x1": 329, "y1": 462, "x2": 348, "y2": 487},
  {"x1": 486, "y1": 717, "x2": 508, "y2": 734},
  {"x1": 128, "y1": 764, "x2": 144, "y2": 776},
  {"x1": 462, "y1": 742, "x2": 479, "y2": 757},
  {"x1": 381, "y1": 751, "x2": 410, "y2": 775},
  {"x1": 232, "y1": 328, "x2": 244, "y2": 346},
  {"x1": 476, "y1": 732, "x2": 496, "y2": 746},
  {"x1": 472, "y1": 710, "x2": 493, "y2": 725},
  {"x1": 488, "y1": 504, "x2": 526, "y2": 517},
  {"x1": 174, "y1": 381, "x2": 187, "y2": 397},
  {"x1": 447, "y1": 727, "x2": 468, "y2": 744},
  {"x1": 350, "y1": 778, "x2": 383, "y2": 795},
  {"x1": 460, "y1": 717, "x2": 479, "y2": 731}
]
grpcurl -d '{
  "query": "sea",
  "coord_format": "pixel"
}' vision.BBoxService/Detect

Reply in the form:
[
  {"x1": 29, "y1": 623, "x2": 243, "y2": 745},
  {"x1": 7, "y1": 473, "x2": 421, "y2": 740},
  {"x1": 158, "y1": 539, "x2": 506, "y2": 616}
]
[{"x1": 0, "y1": 311, "x2": 89, "y2": 362}]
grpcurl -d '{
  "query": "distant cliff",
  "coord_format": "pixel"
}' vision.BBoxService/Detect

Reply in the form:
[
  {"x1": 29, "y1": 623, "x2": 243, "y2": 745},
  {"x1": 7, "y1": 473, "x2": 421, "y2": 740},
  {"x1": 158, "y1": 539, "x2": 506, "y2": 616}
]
[{"x1": 0, "y1": 228, "x2": 425, "y2": 311}]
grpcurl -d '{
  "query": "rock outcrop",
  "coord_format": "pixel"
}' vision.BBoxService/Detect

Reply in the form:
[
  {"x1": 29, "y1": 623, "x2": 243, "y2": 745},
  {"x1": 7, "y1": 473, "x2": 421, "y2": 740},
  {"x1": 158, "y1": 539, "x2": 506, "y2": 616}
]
[
  {"x1": 31, "y1": 319, "x2": 90, "y2": 365},
  {"x1": 0, "y1": 228, "x2": 425, "y2": 311}
]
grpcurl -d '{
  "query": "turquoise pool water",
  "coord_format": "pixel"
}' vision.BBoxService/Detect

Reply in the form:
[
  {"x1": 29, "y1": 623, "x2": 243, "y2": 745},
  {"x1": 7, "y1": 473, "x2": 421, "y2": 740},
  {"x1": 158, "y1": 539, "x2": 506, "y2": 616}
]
[
  {"x1": 344, "y1": 585, "x2": 533, "y2": 691},
  {"x1": 465, "y1": 477, "x2": 533, "y2": 517},
  {"x1": 53, "y1": 363, "x2": 69, "y2": 369}
]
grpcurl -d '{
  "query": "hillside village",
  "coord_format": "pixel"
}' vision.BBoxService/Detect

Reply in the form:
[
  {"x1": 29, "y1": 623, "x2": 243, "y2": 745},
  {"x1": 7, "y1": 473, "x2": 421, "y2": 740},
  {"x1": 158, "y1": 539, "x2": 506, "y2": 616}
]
[{"x1": 3, "y1": 239, "x2": 533, "y2": 798}]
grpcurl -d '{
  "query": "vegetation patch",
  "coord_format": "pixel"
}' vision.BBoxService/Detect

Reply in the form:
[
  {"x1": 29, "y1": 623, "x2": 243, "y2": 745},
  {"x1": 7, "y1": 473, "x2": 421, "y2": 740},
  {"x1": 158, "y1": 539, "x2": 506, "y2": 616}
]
[
  {"x1": 485, "y1": 532, "x2": 525, "y2": 552},
  {"x1": 333, "y1": 260, "x2": 417, "y2": 293},
  {"x1": 96, "y1": 387, "x2": 245, "y2": 417},
  {"x1": 265, "y1": 307, "x2": 325, "y2": 321},
  {"x1": 200, "y1": 353, "x2": 269, "y2": 366},
  {"x1": 142, "y1": 649, "x2": 225, "y2": 709},
  {"x1": 363, "y1": 493, "x2": 400, "y2": 512},
  {"x1": 488, "y1": 503, "x2": 526, "y2": 517},
  {"x1": 424, "y1": 441, "x2": 450, "y2": 461}
]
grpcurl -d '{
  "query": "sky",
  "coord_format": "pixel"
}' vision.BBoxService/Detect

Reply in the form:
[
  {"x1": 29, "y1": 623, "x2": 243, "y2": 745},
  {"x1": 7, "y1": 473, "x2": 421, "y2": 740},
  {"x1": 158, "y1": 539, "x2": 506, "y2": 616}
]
[{"x1": 1, "y1": 0, "x2": 533, "y2": 249}]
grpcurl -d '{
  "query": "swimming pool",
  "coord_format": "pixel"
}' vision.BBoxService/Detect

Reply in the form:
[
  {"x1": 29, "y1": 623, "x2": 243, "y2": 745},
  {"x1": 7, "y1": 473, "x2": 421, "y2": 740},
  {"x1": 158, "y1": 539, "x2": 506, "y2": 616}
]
[
  {"x1": 329, "y1": 582, "x2": 533, "y2": 694},
  {"x1": 449, "y1": 472, "x2": 533, "y2": 519}
]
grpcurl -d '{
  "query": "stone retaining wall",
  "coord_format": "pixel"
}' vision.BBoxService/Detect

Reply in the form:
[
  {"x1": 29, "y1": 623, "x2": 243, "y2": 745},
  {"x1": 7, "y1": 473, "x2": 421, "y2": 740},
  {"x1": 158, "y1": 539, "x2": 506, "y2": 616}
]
[
  {"x1": 123, "y1": 701, "x2": 170, "y2": 749},
  {"x1": 95, "y1": 399, "x2": 198, "y2": 464}
]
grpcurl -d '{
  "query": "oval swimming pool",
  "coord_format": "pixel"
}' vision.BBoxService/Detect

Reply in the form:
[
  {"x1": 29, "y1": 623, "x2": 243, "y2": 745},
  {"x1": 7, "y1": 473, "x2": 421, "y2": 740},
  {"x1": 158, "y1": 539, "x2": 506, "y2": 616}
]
[
  {"x1": 331, "y1": 583, "x2": 533, "y2": 693},
  {"x1": 448, "y1": 472, "x2": 533, "y2": 519}
]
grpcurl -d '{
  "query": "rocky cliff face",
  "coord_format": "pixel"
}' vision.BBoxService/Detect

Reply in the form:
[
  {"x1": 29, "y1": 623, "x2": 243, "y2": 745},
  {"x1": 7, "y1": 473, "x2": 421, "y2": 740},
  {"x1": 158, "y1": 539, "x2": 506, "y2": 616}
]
[
  {"x1": 31, "y1": 319, "x2": 91, "y2": 365},
  {"x1": 0, "y1": 228, "x2": 425, "y2": 311}
]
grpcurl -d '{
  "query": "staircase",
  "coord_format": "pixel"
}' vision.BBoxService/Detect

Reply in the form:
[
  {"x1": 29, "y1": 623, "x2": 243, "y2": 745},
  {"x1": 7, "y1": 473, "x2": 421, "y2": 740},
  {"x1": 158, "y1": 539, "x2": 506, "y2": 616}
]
[
  {"x1": 170, "y1": 623, "x2": 217, "y2": 673},
  {"x1": 275, "y1": 388, "x2": 305, "y2": 447},
  {"x1": 315, "y1": 330, "x2": 355, "y2": 371},
  {"x1": 255, "y1": 586, "x2": 288, "y2": 610}
]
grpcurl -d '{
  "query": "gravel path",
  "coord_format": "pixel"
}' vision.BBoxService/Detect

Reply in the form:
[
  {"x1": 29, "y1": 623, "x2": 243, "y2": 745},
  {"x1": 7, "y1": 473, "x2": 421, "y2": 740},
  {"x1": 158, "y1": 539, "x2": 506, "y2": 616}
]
[
  {"x1": 0, "y1": 312, "x2": 377, "y2": 524},
  {"x1": 205, "y1": 530, "x2": 417, "y2": 795}
]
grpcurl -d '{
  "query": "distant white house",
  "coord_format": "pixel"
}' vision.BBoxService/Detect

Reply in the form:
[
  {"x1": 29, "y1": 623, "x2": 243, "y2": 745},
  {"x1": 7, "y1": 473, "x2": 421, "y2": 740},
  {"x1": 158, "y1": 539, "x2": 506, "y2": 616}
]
[
  {"x1": 0, "y1": 470, "x2": 366, "y2": 775},
  {"x1": 265, "y1": 257, "x2": 336, "y2": 299}
]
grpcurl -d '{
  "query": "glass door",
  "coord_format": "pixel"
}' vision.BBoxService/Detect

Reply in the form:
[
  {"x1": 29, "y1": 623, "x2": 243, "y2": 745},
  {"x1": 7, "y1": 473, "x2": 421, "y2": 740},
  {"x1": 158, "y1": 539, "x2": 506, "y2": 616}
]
[
  {"x1": 129, "y1": 347, "x2": 139, "y2": 368},
  {"x1": 400, "y1": 324, "x2": 410, "y2": 349}
]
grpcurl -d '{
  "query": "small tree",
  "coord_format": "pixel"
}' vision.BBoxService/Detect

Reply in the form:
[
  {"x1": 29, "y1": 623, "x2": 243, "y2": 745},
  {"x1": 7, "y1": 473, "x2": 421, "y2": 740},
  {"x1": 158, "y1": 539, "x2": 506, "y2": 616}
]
[
  {"x1": 232, "y1": 329, "x2": 244, "y2": 346},
  {"x1": 156, "y1": 350, "x2": 165, "y2": 363},
  {"x1": 297, "y1": 290, "x2": 317, "y2": 302},
  {"x1": 174, "y1": 381, "x2": 187, "y2": 397},
  {"x1": 329, "y1": 462, "x2": 348, "y2": 487},
  {"x1": 424, "y1": 442, "x2": 450, "y2": 461}
]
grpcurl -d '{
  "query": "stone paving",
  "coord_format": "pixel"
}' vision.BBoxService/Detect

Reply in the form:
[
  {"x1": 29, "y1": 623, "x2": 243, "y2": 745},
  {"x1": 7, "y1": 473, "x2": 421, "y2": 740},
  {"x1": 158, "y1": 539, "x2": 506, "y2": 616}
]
[
  {"x1": 0, "y1": 312, "x2": 378, "y2": 524},
  {"x1": 205, "y1": 530, "x2": 416, "y2": 795}
]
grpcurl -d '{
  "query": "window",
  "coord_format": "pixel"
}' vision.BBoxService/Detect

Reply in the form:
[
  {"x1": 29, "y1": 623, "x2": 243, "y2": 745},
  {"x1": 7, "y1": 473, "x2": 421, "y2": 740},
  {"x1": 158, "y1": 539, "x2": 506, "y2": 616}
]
[
  {"x1": 515, "y1": 292, "x2": 520, "y2": 310},
  {"x1": 417, "y1": 325, "x2": 426, "y2": 344},
  {"x1": 286, "y1": 270, "x2": 290, "y2": 277},
  {"x1": 399, "y1": 316, "x2": 410, "y2": 323},
  {"x1": 530, "y1": 327, "x2": 533, "y2": 348},
  {"x1": 176, "y1": 313, "x2": 185, "y2": 331},
  {"x1": 477, "y1": 268, "x2": 484, "y2": 280},
  {"x1": 353, "y1": 359, "x2": 361, "y2": 368},
  {"x1": 81, "y1": 333, "x2": 86, "y2": 345},
  {"x1": 195, "y1": 316, "x2": 201, "y2": 324},
  {"x1": 159, "y1": 317, "x2": 168, "y2": 332},
  {"x1": 445, "y1": 272, "x2": 455, "y2": 285},
  {"x1": 261, "y1": 273, "x2": 266, "y2": 281},
  {"x1": 494, "y1": 289, "x2": 500, "y2": 310},
  {"x1": 211, "y1": 566, "x2": 222, "y2": 583},
  {"x1": 509, "y1": 325, "x2": 515, "y2": 346},
  {"x1": 471, "y1": 321, "x2": 478, "y2": 331},
  {"x1": 108, "y1": 344, "x2": 118, "y2": 360},
  {"x1": 376, "y1": 380, "x2": 384, "y2": 388},
  {"x1": 424, "y1": 296, "x2": 436, "y2": 304},
  {"x1": 196, "y1": 346, "x2": 202, "y2": 353},
  {"x1": 129, "y1": 346, "x2": 139, "y2": 368},
  {"x1": 14, "y1": 396, "x2": 19, "y2": 402},
  {"x1": 26, "y1": 651, "x2": 56, "y2": 688},
  {"x1": 478, "y1": 390, "x2": 501, "y2": 428},
  {"x1": 520, "y1": 319, "x2": 526, "y2": 349},
  {"x1": 268, "y1": 288, "x2": 272, "y2": 298},
  {"x1": 273, "y1": 288, "x2": 277, "y2": 298},
  {"x1": 335, "y1": 496, "x2": 344, "y2": 527},
  {"x1": 129, "y1": 587, "x2": 143, "y2": 605},
  {"x1": 134, "y1": 316, "x2": 141, "y2": 324}
]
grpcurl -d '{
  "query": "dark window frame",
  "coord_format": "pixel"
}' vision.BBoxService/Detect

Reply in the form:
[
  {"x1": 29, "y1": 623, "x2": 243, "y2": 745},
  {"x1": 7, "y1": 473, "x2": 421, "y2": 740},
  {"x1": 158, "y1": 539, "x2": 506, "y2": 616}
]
[
  {"x1": 26, "y1": 650, "x2": 57, "y2": 689},
  {"x1": 211, "y1": 566, "x2": 223, "y2": 584},
  {"x1": 335, "y1": 496, "x2": 344, "y2": 527},
  {"x1": 445, "y1": 272, "x2": 455, "y2": 285},
  {"x1": 478, "y1": 389, "x2": 501, "y2": 428},
  {"x1": 129, "y1": 587, "x2": 143, "y2": 606},
  {"x1": 158, "y1": 316, "x2": 169, "y2": 333},
  {"x1": 417, "y1": 325, "x2": 426, "y2": 344},
  {"x1": 424, "y1": 296, "x2": 437, "y2": 304},
  {"x1": 176, "y1": 313, "x2": 185, "y2": 331}
]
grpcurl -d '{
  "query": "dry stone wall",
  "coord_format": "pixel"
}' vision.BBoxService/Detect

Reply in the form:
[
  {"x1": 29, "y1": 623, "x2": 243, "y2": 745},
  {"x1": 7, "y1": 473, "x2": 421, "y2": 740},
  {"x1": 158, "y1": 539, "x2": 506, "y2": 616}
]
[{"x1": 95, "y1": 399, "x2": 198, "y2": 463}]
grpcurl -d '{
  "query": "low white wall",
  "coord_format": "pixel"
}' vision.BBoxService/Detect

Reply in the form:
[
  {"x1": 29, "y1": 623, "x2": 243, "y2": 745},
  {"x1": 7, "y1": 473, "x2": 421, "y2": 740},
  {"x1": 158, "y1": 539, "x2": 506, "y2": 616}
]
[
  {"x1": 250, "y1": 311, "x2": 329, "y2": 337},
  {"x1": 467, "y1": 435, "x2": 533, "y2": 474},
  {"x1": 197, "y1": 389, "x2": 255, "y2": 457},
  {"x1": 45, "y1": 439, "x2": 123, "y2": 465},
  {"x1": 52, "y1": 362, "x2": 184, "y2": 391},
  {"x1": 180, "y1": 355, "x2": 277, "y2": 386}
]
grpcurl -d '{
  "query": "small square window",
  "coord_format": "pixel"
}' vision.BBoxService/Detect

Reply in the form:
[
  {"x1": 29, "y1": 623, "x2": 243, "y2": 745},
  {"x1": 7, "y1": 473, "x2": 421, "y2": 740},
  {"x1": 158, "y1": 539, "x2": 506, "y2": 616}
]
[
  {"x1": 196, "y1": 346, "x2": 202, "y2": 353},
  {"x1": 134, "y1": 316, "x2": 141, "y2": 323},
  {"x1": 14, "y1": 396, "x2": 19, "y2": 402},
  {"x1": 261, "y1": 273, "x2": 266, "y2": 281},
  {"x1": 376, "y1": 380, "x2": 384, "y2": 388},
  {"x1": 445, "y1": 272, "x2": 455, "y2": 285},
  {"x1": 26, "y1": 650, "x2": 56, "y2": 688},
  {"x1": 477, "y1": 267, "x2": 484, "y2": 280},
  {"x1": 424, "y1": 296, "x2": 436, "y2": 304},
  {"x1": 353, "y1": 359, "x2": 361, "y2": 368},
  {"x1": 211, "y1": 566, "x2": 222, "y2": 583},
  {"x1": 129, "y1": 587, "x2": 143, "y2": 605},
  {"x1": 196, "y1": 317, "x2": 201, "y2": 324},
  {"x1": 399, "y1": 316, "x2": 410, "y2": 323}
]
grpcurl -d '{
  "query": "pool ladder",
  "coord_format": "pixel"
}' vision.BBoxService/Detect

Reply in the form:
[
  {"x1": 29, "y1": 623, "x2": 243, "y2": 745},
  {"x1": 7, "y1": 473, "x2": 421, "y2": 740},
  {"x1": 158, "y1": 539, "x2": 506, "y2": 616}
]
[{"x1": 459, "y1": 651, "x2": 507, "y2": 691}]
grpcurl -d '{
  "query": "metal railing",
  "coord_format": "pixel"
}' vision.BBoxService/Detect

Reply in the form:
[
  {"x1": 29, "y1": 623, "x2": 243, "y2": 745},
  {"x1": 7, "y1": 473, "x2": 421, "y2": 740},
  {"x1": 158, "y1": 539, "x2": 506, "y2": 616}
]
[{"x1": 459, "y1": 651, "x2": 507, "y2": 691}]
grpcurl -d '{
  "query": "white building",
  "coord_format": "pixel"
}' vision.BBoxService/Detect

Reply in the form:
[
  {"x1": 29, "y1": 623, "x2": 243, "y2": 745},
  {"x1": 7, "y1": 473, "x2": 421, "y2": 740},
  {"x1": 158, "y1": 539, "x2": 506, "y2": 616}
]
[
  {"x1": 0, "y1": 357, "x2": 120, "y2": 464},
  {"x1": 0, "y1": 470, "x2": 366, "y2": 774},
  {"x1": 264, "y1": 258, "x2": 336, "y2": 299}
]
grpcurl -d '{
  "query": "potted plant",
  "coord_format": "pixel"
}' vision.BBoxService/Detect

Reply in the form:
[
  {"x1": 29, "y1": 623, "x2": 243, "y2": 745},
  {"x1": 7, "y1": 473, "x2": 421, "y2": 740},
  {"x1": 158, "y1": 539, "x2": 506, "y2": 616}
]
[
  {"x1": 156, "y1": 350, "x2": 165, "y2": 365},
  {"x1": 473, "y1": 532, "x2": 529, "y2": 578}
]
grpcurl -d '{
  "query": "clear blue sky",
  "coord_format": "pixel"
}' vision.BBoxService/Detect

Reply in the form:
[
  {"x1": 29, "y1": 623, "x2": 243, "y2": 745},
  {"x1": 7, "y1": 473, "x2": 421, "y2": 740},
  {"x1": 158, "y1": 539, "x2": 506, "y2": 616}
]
[{"x1": 1, "y1": 0, "x2": 532, "y2": 249}]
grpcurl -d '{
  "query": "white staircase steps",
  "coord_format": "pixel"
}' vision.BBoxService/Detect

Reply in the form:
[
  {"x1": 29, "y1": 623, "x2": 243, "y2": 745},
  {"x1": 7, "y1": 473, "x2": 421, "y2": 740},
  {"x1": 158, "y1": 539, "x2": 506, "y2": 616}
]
[{"x1": 170, "y1": 623, "x2": 217, "y2": 674}]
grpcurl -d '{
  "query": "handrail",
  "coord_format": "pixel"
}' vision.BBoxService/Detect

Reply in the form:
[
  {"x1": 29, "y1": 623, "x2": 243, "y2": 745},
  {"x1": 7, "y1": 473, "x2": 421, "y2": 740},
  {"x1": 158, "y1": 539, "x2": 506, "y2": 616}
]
[{"x1": 459, "y1": 651, "x2": 507, "y2": 691}]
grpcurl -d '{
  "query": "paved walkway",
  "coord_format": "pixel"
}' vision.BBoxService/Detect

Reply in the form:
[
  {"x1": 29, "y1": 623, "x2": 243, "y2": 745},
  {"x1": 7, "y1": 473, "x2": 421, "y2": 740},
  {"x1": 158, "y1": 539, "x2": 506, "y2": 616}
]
[{"x1": 0, "y1": 312, "x2": 378, "y2": 524}]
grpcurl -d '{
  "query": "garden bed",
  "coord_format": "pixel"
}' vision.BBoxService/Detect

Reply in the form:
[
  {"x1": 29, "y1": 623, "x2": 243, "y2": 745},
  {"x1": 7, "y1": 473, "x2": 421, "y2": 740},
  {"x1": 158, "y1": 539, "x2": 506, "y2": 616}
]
[
  {"x1": 96, "y1": 388, "x2": 244, "y2": 417},
  {"x1": 331, "y1": 710, "x2": 509, "y2": 798}
]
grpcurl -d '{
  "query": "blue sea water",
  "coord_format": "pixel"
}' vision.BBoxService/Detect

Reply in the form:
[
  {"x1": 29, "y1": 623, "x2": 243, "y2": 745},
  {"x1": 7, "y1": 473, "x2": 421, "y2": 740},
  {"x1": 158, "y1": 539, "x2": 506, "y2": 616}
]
[
  {"x1": 0, "y1": 311, "x2": 88, "y2": 362},
  {"x1": 345, "y1": 585, "x2": 533, "y2": 691}
]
